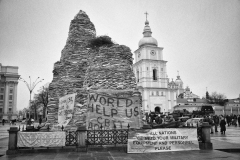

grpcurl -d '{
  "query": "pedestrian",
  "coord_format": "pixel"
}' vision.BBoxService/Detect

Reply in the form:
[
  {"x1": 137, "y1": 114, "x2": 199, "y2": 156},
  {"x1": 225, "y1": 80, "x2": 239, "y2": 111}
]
[
  {"x1": 27, "y1": 118, "x2": 31, "y2": 126},
  {"x1": 39, "y1": 117, "x2": 42, "y2": 125},
  {"x1": 145, "y1": 112, "x2": 149, "y2": 123},
  {"x1": 2, "y1": 119, "x2": 5, "y2": 126},
  {"x1": 31, "y1": 118, "x2": 34, "y2": 126},
  {"x1": 232, "y1": 116, "x2": 237, "y2": 127},
  {"x1": 155, "y1": 114, "x2": 163, "y2": 124},
  {"x1": 213, "y1": 115, "x2": 220, "y2": 132},
  {"x1": 220, "y1": 116, "x2": 226, "y2": 134},
  {"x1": 209, "y1": 116, "x2": 215, "y2": 134},
  {"x1": 238, "y1": 115, "x2": 240, "y2": 127},
  {"x1": 203, "y1": 115, "x2": 214, "y2": 134},
  {"x1": 226, "y1": 115, "x2": 231, "y2": 126}
]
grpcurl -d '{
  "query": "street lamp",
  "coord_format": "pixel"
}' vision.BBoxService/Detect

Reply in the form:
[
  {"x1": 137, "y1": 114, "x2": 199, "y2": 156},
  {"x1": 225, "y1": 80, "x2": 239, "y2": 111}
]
[{"x1": 19, "y1": 76, "x2": 44, "y2": 119}]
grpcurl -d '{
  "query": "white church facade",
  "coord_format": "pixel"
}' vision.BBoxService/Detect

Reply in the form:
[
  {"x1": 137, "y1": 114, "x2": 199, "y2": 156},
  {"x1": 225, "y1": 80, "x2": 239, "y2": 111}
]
[{"x1": 133, "y1": 17, "x2": 184, "y2": 114}]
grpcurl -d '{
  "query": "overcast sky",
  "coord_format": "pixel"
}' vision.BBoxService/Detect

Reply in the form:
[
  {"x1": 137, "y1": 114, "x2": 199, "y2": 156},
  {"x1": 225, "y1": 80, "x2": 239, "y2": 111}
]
[{"x1": 0, "y1": 0, "x2": 240, "y2": 110}]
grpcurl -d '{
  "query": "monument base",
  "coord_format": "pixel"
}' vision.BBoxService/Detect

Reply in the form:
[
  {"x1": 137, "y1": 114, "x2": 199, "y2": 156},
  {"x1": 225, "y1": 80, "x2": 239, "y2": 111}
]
[{"x1": 199, "y1": 142, "x2": 213, "y2": 150}]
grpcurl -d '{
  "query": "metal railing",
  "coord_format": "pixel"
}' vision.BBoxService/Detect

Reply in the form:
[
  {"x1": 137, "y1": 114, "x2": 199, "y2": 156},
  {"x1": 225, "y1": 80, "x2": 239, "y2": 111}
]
[
  {"x1": 65, "y1": 131, "x2": 78, "y2": 146},
  {"x1": 86, "y1": 124, "x2": 130, "y2": 147}
]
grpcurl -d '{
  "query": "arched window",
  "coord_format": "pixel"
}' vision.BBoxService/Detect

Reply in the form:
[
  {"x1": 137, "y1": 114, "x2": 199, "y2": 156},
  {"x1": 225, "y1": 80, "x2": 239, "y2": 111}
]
[
  {"x1": 155, "y1": 107, "x2": 161, "y2": 113},
  {"x1": 153, "y1": 69, "x2": 157, "y2": 80}
]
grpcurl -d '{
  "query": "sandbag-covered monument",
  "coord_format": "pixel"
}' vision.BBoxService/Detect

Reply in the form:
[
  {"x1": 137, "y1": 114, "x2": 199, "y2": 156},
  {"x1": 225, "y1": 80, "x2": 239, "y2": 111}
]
[{"x1": 46, "y1": 10, "x2": 143, "y2": 130}]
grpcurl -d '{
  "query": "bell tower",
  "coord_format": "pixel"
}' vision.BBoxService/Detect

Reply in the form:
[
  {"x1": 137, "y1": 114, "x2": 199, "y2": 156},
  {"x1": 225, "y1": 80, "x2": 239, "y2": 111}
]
[{"x1": 133, "y1": 13, "x2": 175, "y2": 114}]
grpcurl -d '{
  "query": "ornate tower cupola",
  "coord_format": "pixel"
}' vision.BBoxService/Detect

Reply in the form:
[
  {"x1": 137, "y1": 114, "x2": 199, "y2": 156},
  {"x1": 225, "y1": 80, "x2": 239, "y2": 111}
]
[
  {"x1": 138, "y1": 12, "x2": 158, "y2": 48},
  {"x1": 175, "y1": 71, "x2": 183, "y2": 89}
]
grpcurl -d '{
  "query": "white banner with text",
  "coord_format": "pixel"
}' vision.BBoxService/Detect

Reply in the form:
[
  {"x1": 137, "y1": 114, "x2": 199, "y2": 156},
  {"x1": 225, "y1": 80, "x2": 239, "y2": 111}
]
[
  {"x1": 128, "y1": 128, "x2": 199, "y2": 153},
  {"x1": 58, "y1": 93, "x2": 76, "y2": 126}
]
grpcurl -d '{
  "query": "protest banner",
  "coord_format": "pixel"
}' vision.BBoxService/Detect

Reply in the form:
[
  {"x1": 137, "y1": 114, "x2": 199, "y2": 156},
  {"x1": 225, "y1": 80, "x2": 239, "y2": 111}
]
[
  {"x1": 58, "y1": 93, "x2": 76, "y2": 126},
  {"x1": 128, "y1": 128, "x2": 199, "y2": 153},
  {"x1": 86, "y1": 92, "x2": 142, "y2": 129}
]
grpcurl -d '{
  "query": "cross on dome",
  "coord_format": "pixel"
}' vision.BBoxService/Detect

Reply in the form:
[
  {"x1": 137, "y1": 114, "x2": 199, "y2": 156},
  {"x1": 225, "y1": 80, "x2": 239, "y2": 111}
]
[
  {"x1": 144, "y1": 12, "x2": 148, "y2": 21},
  {"x1": 138, "y1": 11, "x2": 158, "y2": 47}
]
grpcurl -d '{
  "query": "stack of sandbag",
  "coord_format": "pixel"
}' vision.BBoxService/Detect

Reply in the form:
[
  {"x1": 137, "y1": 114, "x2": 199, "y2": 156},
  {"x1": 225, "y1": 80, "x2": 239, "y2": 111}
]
[
  {"x1": 46, "y1": 10, "x2": 96, "y2": 125},
  {"x1": 83, "y1": 44, "x2": 137, "y2": 90}
]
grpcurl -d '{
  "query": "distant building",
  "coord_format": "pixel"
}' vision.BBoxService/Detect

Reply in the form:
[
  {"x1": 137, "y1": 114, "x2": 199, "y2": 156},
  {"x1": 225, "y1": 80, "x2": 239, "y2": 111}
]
[
  {"x1": 224, "y1": 96, "x2": 240, "y2": 115},
  {"x1": 177, "y1": 86, "x2": 200, "y2": 99},
  {"x1": 174, "y1": 86, "x2": 207, "y2": 112},
  {"x1": 0, "y1": 63, "x2": 20, "y2": 121}
]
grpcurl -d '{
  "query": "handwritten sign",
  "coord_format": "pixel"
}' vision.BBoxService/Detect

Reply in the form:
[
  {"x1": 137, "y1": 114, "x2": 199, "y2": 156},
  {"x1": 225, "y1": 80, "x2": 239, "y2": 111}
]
[
  {"x1": 86, "y1": 93, "x2": 142, "y2": 129},
  {"x1": 128, "y1": 128, "x2": 199, "y2": 153},
  {"x1": 58, "y1": 93, "x2": 76, "y2": 126}
]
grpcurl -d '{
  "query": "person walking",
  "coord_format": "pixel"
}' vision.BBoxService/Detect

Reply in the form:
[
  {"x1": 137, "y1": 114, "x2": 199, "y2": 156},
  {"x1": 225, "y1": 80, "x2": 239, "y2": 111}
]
[
  {"x1": 238, "y1": 115, "x2": 240, "y2": 127},
  {"x1": 220, "y1": 116, "x2": 226, "y2": 134},
  {"x1": 213, "y1": 115, "x2": 220, "y2": 132},
  {"x1": 2, "y1": 119, "x2": 5, "y2": 126},
  {"x1": 39, "y1": 117, "x2": 42, "y2": 125},
  {"x1": 226, "y1": 115, "x2": 231, "y2": 126}
]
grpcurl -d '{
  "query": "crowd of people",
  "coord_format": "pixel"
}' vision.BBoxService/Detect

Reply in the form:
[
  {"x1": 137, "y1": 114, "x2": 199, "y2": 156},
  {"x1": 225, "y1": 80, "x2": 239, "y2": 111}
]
[
  {"x1": 144, "y1": 112, "x2": 176, "y2": 125},
  {"x1": 1, "y1": 117, "x2": 45, "y2": 126},
  {"x1": 144, "y1": 111, "x2": 240, "y2": 135},
  {"x1": 204, "y1": 114, "x2": 240, "y2": 135}
]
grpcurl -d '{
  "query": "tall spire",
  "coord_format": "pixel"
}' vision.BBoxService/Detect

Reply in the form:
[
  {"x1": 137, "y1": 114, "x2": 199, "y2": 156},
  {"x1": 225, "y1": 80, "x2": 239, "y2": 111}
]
[
  {"x1": 143, "y1": 12, "x2": 151, "y2": 37},
  {"x1": 177, "y1": 71, "x2": 181, "y2": 79},
  {"x1": 144, "y1": 12, "x2": 148, "y2": 21},
  {"x1": 138, "y1": 12, "x2": 158, "y2": 47}
]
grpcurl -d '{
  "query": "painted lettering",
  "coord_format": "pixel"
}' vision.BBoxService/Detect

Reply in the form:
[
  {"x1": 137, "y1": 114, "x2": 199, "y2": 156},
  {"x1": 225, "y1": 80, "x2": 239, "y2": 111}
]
[
  {"x1": 126, "y1": 99, "x2": 133, "y2": 107},
  {"x1": 125, "y1": 108, "x2": 132, "y2": 118},
  {"x1": 103, "y1": 107, "x2": 110, "y2": 117},
  {"x1": 99, "y1": 97, "x2": 106, "y2": 105},
  {"x1": 89, "y1": 94, "x2": 99, "y2": 102},
  {"x1": 97, "y1": 117, "x2": 103, "y2": 124},
  {"x1": 134, "y1": 106, "x2": 139, "y2": 116},
  {"x1": 111, "y1": 109, "x2": 118, "y2": 117},
  {"x1": 96, "y1": 105, "x2": 102, "y2": 114},
  {"x1": 107, "y1": 98, "x2": 115, "y2": 107},
  {"x1": 117, "y1": 98, "x2": 123, "y2": 107}
]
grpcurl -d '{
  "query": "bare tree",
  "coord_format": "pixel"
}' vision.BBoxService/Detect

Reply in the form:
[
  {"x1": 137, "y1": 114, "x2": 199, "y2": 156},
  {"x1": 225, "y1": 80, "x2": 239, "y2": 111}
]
[
  {"x1": 35, "y1": 86, "x2": 49, "y2": 118},
  {"x1": 30, "y1": 99, "x2": 40, "y2": 120},
  {"x1": 208, "y1": 91, "x2": 227, "y2": 106}
]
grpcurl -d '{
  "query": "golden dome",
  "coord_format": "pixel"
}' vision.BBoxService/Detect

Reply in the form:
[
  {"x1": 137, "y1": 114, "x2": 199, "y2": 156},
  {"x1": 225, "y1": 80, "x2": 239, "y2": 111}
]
[{"x1": 138, "y1": 20, "x2": 158, "y2": 48}]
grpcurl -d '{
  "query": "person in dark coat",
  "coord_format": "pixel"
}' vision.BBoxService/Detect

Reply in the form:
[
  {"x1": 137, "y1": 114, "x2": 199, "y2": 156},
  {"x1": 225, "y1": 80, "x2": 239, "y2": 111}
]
[
  {"x1": 213, "y1": 115, "x2": 220, "y2": 132},
  {"x1": 220, "y1": 116, "x2": 226, "y2": 134},
  {"x1": 226, "y1": 115, "x2": 231, "y2": 126},
  {"x1": 155, "y1": 114, "x2": 163, "y2": 124},
  {"x1": 238, "y1": 115, "x2": 240, "y2": 127},
  {"x1": 39, "y1": 117, "x2": 42, "y2": 125},
  {"x1": 2, "y1": 119, "x2": 5, "y2": 126}
]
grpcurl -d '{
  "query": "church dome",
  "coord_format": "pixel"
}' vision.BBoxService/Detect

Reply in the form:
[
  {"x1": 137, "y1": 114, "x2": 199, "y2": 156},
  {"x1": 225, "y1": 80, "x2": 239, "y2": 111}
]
[
  {"x1": 175, "y1": 72, "x2": 183, "y2": 88},
  {"x1": 139, "y1": 37, "x2": 158, "y2": 48},
  {"x1": 175, "y1": 76, "x2": 183, "y2": 85},
  {"x1": 138, "y1": 20, "x2": 158, "y2": 48}
]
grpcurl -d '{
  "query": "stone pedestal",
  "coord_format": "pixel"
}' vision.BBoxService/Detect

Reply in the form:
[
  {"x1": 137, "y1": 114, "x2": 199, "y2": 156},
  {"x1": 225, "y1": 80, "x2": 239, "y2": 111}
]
[
  {"x1": 77, "y1": 126, "x2": 87, "y2": 147},
  {"x1": 199, "y1": 122, "x2": 213, "y2": 150},
  {"x1": 6, "y1": 127, "x2": 19, "y2": 155}
]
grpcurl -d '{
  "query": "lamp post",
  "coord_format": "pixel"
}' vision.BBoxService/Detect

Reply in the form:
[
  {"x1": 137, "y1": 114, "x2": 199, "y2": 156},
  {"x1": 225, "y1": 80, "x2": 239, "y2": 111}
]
[{"x1": 19, "y1": 76, "x2": 44, "y2": 120}]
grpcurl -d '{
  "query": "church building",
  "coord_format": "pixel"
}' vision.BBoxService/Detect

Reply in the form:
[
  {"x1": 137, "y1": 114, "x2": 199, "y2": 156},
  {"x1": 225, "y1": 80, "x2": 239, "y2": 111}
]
[{"x1": 133, "y1": 15, "x2": 184, "y2": 114}]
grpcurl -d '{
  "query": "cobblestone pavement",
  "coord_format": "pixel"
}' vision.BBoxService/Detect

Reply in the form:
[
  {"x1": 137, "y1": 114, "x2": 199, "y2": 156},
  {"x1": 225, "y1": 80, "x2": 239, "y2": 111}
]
[{"x1": 0, "y1": 124, "x2": 240, "y2": 160}]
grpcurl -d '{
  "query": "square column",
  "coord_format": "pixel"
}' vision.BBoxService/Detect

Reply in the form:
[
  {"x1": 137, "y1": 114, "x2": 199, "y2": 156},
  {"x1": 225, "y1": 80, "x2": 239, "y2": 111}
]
[
  {"x1": 13, "y1": 82, "x2": 18, "y2": 114},
  {"x1": 4, "y1": 82, "x2": 9, "y2": 114}
]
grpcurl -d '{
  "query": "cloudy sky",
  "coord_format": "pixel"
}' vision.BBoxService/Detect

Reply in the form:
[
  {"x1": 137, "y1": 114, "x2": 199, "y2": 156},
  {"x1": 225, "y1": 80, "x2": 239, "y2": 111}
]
[{"x1": 0, "y1": 0, "x2": 240, "y2": 110}]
